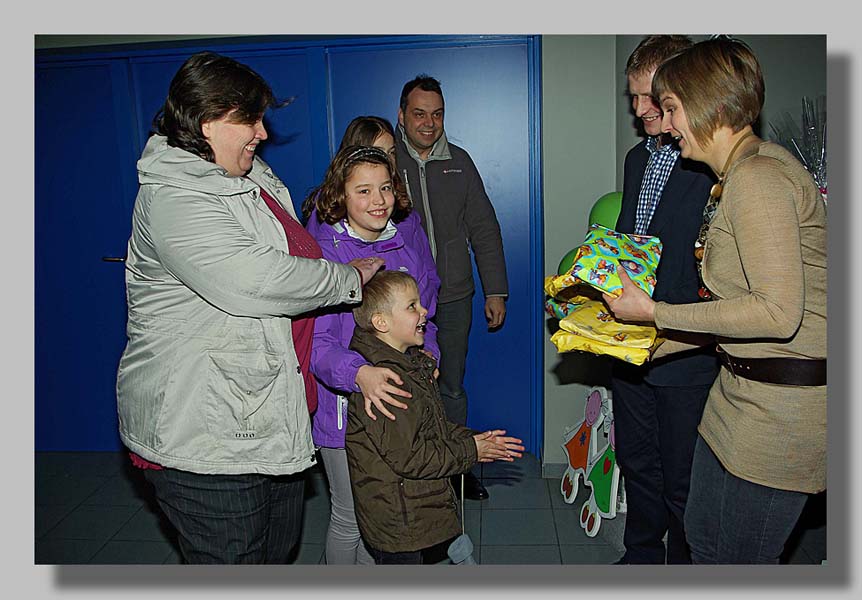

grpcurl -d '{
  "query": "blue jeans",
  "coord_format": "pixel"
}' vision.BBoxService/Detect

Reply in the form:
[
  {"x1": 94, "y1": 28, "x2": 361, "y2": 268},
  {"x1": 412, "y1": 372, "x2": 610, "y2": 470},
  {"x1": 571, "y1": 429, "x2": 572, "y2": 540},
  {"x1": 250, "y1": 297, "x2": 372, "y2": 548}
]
[
  {"x1": 684, "y1": 435, "x2": 809, "y2": 564},
  {"x1": 434, "y1": 295, "x2": 473, "y2": 426},
  {"x1": 144, "y1": 467, "x2": 304, "y2": 564}
]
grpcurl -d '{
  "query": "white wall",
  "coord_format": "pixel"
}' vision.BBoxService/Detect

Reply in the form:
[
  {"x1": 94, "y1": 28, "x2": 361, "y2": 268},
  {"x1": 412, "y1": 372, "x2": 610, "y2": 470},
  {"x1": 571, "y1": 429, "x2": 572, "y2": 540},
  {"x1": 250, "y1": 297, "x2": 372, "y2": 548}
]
[{"x1": 541, "y1": 35, "x2": 618, "y2": 473}]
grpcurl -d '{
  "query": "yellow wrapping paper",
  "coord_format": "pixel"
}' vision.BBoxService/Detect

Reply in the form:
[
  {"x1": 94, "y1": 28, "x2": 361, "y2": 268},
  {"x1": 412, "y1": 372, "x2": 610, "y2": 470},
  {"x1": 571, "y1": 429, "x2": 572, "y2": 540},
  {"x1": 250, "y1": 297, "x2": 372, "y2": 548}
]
[
  {"x1": 557, "y1": 299, "x2": 659, "y2": 349},
  {"x1": 549, "y1": 329, "x2": 660, "y2": 365},
  {"x1": 543, "y1": 275, "x2": 664, "y2": 365}
]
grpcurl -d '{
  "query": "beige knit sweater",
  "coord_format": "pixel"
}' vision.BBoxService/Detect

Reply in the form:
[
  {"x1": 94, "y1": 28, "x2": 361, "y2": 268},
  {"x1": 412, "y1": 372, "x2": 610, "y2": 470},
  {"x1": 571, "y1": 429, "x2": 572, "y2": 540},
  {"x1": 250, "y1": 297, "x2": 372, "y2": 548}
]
[{"x1": 654, "y1": 141, "x2": 827, "y2": 493}]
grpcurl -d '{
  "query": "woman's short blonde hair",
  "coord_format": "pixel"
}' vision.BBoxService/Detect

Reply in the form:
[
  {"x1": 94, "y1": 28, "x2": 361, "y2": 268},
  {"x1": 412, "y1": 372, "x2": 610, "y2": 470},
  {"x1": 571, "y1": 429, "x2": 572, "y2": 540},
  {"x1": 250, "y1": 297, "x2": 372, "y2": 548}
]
[{"x1": 652, "y1": 37, "x2": 764, "y2": 148}]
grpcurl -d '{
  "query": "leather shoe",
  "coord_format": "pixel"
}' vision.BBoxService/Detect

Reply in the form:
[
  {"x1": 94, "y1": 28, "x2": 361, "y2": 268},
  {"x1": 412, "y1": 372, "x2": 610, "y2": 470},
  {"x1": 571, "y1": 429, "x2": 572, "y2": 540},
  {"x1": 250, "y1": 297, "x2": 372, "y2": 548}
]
[{"x1": 452, "y1": 472, "x2": 489, "y2": 501}]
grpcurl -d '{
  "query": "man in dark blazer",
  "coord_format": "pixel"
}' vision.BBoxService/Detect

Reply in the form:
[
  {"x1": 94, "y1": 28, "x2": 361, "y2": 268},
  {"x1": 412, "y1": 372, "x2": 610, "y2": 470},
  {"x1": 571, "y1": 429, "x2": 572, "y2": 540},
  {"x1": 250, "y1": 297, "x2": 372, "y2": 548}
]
[{"x1": 611, "y1": 36, "x2": 719, "y2": 564}]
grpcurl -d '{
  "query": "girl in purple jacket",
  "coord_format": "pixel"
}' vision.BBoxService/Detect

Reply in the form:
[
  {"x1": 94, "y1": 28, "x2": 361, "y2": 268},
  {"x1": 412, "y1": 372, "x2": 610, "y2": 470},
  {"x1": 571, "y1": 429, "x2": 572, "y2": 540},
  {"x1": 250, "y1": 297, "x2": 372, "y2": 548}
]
[{"x1": 305, "y1": 142, "x2": 440, "y2": 564}]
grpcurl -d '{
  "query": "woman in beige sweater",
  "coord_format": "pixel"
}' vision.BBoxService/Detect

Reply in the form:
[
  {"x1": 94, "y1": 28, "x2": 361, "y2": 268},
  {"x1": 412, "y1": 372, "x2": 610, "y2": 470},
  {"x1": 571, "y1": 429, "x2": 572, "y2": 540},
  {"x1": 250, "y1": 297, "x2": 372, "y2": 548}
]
[{"x1": 604, "y1": 37, "x2": 826, "y2": 564}]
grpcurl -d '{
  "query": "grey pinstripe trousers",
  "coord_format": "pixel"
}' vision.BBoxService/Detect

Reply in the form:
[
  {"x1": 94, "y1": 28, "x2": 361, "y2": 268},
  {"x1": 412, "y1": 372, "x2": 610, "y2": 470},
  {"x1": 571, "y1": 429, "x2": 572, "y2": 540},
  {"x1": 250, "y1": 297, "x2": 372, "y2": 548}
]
[{"x1": 144, "y1": 467, "x2": 305, "y2": 564}]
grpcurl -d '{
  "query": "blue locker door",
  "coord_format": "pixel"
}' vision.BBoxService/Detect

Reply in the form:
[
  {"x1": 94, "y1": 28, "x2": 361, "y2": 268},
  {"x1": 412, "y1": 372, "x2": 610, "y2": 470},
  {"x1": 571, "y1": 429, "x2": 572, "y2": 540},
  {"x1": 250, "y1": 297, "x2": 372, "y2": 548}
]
[
  {"x1": 327, "y1": 40, "x2": 540, "y2": 453},
  {"x1": 35, "y1": 61, "x2": 139, "y2": 450}
]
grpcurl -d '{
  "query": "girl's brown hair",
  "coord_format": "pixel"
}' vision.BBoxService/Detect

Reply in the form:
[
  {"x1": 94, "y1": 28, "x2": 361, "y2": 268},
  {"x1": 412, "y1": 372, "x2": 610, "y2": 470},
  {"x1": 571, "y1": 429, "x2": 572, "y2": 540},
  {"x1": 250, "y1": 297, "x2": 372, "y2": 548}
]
[
  {"x1": 338, "y1": 115, "x2": 397, "y2": 151},
  {"x1": 305, "y1": 145, "x2": 410, "y2": 225}
]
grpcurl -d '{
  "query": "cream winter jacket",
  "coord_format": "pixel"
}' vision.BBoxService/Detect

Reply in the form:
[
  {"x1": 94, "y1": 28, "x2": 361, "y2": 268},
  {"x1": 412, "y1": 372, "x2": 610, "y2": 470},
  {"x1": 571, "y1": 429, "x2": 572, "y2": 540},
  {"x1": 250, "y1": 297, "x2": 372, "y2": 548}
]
[{"x1": 116, "y1": 135, "x2": 362, "y2": 475}]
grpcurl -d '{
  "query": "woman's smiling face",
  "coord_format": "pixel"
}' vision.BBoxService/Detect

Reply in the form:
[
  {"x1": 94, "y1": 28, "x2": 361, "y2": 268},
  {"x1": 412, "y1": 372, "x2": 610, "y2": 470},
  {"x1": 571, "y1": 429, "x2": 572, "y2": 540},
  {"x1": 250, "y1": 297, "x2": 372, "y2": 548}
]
[
  {"x1": 202, "y1": 110, "x2": 267, "y2": 177},
  {"x1": 660, "y1": 92, "x2": 706, "y2": 161}
]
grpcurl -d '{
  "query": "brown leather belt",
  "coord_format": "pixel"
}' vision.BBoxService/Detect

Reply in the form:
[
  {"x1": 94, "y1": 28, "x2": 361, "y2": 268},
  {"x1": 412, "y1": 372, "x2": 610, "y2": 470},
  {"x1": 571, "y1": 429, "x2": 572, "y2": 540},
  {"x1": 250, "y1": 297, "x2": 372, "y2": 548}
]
[{"x1": 718, "y1": 349, "x2": 826, "y2": 386}]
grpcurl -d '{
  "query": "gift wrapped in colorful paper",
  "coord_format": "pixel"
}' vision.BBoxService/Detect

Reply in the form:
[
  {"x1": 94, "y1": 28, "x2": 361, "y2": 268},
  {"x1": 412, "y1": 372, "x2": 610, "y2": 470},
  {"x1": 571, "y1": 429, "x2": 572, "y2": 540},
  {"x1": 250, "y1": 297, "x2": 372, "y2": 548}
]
[
  {"x1": 543, "y1": 226, "x2": 665, "y2": 364},
  {"x1": 546, "y1": 225, "x2": 662, "y2": 299},
  {"x1": 544, "y1": 291, "x2": 592, "y2": 320},
  {"x1": 548, "y1": 298, "x2": 664, "y2": 365},
  {"x1": 550, "y1": 328, "x2": 663, "y2": 365}
]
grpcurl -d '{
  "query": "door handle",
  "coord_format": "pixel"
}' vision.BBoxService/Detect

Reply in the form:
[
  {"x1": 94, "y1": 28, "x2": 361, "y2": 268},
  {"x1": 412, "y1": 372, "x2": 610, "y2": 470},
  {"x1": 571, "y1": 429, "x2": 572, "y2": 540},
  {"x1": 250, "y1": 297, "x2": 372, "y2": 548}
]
[{"x1": 101, "y1": 256, "x2": 126, "y2": 263}]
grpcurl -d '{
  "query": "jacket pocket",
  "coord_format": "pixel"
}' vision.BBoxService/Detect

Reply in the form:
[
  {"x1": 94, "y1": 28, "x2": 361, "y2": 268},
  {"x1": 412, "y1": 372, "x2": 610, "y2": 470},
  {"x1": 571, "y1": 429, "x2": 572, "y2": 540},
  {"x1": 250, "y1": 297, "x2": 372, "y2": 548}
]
[
  {"x1": 205, "y1": 351, "x2": 284, "y2": 441},
  {"x1": 401, "y1": 477, "x2": 450, "y2": 500},
  {"x1": 443, "y1": 237, "x2": 473, "y2": 290}
]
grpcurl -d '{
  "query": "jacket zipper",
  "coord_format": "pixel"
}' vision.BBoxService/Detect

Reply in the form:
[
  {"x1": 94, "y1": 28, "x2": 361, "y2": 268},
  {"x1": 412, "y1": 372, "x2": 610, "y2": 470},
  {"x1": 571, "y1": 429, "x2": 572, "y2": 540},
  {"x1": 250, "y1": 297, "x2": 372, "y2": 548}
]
[
  {"x1": 337, "y1": 394, "x2": 346, "y2": 431},
  {"x1": 397, "y1": 480, "x2": 409, "y2": 526},
  {"x1": 407, "y1": 164, "x2": 437, "y2": 260}
]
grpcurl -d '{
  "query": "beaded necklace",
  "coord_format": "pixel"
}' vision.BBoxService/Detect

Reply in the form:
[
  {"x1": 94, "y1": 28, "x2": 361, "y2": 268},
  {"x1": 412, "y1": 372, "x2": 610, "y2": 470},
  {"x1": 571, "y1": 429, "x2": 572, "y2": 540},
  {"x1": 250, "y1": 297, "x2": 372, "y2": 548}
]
[{"x1": 694, "y1": 131, "x2": 755, "y2": 300}]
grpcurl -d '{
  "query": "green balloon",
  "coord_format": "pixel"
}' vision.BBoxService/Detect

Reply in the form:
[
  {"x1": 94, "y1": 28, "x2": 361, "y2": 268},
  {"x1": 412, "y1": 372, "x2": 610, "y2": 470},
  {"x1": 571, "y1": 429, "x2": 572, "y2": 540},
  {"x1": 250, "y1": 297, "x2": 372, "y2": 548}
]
[
  {"x1": 557, "y1": 246, "x2": 581, "y2": 275},
  {"x1": 588, "y1": 191, "x2": 623, "y2": 229}
]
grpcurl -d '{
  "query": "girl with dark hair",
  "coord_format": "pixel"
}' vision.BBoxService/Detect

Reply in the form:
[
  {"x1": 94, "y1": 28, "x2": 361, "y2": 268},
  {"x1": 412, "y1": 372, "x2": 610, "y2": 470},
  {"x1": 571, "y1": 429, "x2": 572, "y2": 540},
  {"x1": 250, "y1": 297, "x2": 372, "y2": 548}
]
[
  {"x1": 604, "y1": 38, "x2": 826, "y2": 564},
  {"x1": 116, "y1": 51, "x2": 384, "y2": 564},
  {"x1": 304, "y1": 143, "x2": 441, "y2": 564}
]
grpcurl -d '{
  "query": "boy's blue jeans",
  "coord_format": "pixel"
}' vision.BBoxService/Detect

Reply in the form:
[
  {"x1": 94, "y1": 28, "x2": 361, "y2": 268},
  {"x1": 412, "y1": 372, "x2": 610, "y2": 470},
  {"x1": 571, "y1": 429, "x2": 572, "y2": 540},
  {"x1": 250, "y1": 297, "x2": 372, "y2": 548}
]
[{"x1": 684, "y1": 435, "x2": 809, "y2": 564}]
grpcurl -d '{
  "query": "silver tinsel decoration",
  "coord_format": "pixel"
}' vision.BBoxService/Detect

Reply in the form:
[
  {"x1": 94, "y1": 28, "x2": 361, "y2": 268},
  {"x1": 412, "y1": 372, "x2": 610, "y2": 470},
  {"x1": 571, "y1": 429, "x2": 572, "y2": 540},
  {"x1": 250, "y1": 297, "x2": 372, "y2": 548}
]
[{"x1": 769, "y1": 95, "x2": 827, "y2": 205}]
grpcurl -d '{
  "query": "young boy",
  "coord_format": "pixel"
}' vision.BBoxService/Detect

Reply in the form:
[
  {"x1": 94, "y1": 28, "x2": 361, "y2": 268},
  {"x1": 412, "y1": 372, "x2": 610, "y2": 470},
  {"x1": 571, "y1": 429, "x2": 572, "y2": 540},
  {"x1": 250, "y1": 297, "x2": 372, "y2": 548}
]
[{"x1": 345, "y1": 270, "x2": 524, "y2": 564}]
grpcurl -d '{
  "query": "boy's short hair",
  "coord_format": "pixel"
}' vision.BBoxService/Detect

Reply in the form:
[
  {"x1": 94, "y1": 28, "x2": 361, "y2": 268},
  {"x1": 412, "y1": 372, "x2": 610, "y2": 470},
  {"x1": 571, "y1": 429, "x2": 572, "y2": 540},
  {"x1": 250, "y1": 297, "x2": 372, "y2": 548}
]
[
  {"x1": 625, "y1": 35, "x2": 694, "y2": 78},
  {"x1": 353, "y1": 270, "x2": 419, "y2": 332}
]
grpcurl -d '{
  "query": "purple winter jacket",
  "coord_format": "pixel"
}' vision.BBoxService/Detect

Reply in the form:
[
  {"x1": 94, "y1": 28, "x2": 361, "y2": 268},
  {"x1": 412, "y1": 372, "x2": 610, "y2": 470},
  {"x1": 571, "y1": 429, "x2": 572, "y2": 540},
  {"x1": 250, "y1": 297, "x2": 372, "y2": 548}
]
[{"x1": 307, "y1": 210, "x2": 441, "y2": 448}]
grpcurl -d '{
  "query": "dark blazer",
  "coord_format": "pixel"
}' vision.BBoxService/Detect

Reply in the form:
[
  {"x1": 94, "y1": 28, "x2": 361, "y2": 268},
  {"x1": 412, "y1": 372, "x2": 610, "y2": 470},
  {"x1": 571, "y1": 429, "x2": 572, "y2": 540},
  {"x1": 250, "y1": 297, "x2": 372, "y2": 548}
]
[{"x1": 613, "y1": 140, "x2": 719, "y2": 387}]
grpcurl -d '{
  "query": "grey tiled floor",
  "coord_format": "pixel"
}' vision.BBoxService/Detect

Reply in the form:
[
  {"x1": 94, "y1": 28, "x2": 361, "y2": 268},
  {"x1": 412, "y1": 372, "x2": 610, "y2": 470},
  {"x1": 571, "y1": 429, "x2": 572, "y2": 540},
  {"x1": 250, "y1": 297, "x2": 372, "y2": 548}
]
[{"x1": 34, "y1": 451, "x2": 826, "y2": 565}]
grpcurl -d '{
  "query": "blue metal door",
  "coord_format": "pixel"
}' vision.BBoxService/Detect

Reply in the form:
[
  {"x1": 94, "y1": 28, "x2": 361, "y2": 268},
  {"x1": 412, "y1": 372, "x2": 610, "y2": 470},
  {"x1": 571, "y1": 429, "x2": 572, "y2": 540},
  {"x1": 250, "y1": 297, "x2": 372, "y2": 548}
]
[
  {"x1": 35, "y1": 61, "x2": 139, "y2": 450},
  {"x1": 35, "y1": 35, "x2": 542, "y2": 455},
  {"x1": 328, "y1": 38, "x2": 542, "y2": 453}
]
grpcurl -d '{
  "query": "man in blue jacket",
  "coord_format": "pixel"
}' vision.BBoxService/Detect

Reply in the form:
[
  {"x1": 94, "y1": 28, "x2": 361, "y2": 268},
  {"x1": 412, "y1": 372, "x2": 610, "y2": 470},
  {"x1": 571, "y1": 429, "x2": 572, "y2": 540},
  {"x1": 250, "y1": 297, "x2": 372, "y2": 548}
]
[
  {"x1": 394, "y1": 74, "x2": 509, "y2": 500},
  {"x1": 611, "y1": 36, "x2": 719, "y2": 564}
]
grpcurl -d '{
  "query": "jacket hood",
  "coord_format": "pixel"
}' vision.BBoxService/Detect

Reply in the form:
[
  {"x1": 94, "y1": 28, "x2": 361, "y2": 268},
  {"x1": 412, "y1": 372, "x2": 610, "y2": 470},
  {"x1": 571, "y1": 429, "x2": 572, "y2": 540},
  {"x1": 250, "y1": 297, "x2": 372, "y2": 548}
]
[
  {"x1": 137, "y1": 134, "x2": 260, "y2": 196},
  {"x1": 397, "y1": 124, "x2": 452, "y2": 162}
]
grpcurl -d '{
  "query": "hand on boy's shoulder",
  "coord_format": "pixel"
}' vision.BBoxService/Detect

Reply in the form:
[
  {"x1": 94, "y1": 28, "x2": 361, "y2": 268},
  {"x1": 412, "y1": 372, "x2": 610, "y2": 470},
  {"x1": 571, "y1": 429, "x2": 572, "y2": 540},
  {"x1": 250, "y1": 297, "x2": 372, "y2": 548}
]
[{"x1": 355, "y1": 363, "x2": 411, "y2": 422}]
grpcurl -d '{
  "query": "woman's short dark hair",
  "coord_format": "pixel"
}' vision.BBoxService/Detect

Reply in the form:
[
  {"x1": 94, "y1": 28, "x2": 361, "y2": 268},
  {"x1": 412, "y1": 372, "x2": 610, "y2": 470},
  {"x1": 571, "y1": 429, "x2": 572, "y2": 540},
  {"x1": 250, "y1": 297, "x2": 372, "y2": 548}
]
[
  {"x1": 306, "y1": 145, "x2": 410, "y2": 225},
  {"x1": 652, "y1": 38, "x2": 764, "y2": 148},
  {"x1": 153, "y1": 51, "x2": 279, "y2": 163}
]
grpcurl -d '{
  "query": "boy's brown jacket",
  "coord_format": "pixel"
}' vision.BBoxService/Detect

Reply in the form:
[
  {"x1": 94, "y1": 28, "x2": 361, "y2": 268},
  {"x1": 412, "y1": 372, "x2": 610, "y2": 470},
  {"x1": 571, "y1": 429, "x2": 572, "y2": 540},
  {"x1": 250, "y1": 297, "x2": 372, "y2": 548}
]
[{"x1": 345, "y1": 326, "x2": 478, "y2": 553}]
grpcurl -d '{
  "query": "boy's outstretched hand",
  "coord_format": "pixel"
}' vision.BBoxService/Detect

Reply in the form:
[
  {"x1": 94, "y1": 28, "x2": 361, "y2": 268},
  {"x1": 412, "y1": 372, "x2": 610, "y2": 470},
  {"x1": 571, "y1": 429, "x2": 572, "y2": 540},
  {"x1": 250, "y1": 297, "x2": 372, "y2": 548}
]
[{"x1": 473, "y1": 429, "x2": 525, "y2": 463}]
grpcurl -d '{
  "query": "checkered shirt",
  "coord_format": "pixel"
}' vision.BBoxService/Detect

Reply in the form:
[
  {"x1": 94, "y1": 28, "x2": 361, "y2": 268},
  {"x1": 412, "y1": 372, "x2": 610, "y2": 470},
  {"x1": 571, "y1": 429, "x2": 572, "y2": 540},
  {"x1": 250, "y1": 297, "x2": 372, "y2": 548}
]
[{"x1": 635, "y1": 136, "x2": 680, "y2": 235}]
